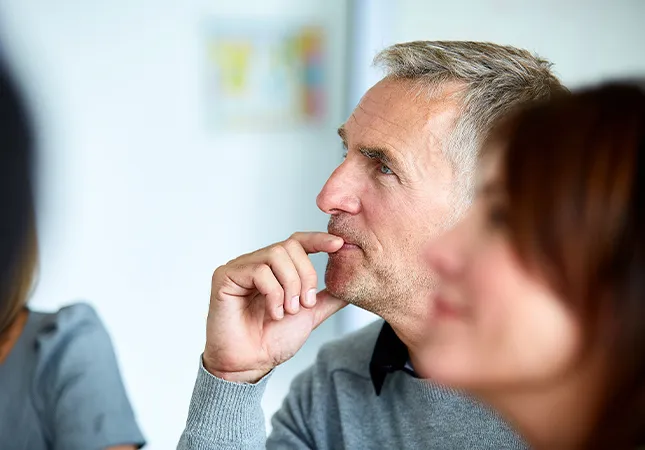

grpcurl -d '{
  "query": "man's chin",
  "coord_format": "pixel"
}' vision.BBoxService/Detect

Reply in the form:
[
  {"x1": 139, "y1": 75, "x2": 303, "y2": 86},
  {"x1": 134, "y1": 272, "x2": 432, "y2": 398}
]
[
  {"x1": 324, "y1": 282, "x2": 351, "y2": 304},
  {"x1": 323, "y1": 274, "x2": 347, "y2": 298},
  {"x1": 325, "y1": 260, "x2": 378, "y2": 308},
  {"x1": 325, "y1": 275, "x2": 372, "y2": 311}
]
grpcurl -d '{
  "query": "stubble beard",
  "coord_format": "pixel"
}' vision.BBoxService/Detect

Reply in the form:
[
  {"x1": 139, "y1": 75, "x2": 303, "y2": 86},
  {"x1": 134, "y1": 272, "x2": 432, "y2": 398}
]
[
  {"x1": 325, "y1": 215, "x2": 434, "y2": 322},
  {"x1": 324, "y1": 253, "x2": 431, "y2": 322}
]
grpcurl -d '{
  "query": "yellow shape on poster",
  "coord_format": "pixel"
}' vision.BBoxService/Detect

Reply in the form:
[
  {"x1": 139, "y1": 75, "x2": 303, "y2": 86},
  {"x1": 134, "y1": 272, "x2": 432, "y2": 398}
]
[{"x1": 211, "y1": 40, "x2": 253, "y2": 95}]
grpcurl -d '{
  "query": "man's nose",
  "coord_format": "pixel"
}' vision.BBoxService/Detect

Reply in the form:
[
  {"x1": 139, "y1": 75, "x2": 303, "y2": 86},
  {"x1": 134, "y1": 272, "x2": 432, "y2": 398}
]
[{"x1": 316, "y1": 162, "x2": 361, "y2": 215}]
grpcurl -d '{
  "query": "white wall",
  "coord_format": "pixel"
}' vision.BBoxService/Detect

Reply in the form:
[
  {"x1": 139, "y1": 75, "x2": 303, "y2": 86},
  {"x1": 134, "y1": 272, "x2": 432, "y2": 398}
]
[
  {"x1": 0, "y1": 0, "x2": 347, "y2": 448},
  {"x1": 392, "y1": 0, "x2": 645, "y2": 88}
]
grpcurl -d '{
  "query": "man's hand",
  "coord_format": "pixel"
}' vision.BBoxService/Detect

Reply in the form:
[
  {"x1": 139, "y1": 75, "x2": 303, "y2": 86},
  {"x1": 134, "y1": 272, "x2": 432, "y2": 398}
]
[{"x1": 204, "y1": 232, "x2": 347, "y2": 383}]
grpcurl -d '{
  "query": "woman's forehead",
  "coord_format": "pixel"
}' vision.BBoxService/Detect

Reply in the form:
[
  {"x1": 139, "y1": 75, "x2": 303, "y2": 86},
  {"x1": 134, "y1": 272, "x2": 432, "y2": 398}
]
[{"x1": 476, "y1": 146, "x2": 504, "y2": 189}]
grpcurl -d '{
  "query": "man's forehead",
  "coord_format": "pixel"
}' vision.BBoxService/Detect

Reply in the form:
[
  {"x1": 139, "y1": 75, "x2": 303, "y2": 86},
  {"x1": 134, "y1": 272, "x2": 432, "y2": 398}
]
[{"x1": 340, "y1": 79, "x2": 464, "y2": 156}]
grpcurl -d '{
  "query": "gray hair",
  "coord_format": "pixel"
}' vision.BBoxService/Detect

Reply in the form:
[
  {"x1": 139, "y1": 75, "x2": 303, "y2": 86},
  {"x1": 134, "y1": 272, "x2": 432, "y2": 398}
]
[{"x1": 374, "y1": 41, "x2": 567, "y2": 217}]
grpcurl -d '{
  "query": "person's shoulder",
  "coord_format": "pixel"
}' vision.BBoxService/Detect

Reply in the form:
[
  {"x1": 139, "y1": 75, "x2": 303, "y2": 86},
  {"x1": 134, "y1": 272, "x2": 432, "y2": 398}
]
[
  {"x1": 28, "y1": 303, "x2": 116, "y2": 401},
  {"x1": 28, "y1": 304, "x2": 145, "y2": 448},
  {"x1": 314, "y1": 318, "x2": 384, "y2": 378},
  {"x1": 54, "y1": 302, "x2": 102, "y2": 326},
  {"x1": 32, "y1": 302, "x2": 112, "y2": 372},
  {"x1": 32, "y1": 302, "x2": 106, "y2": 342}
]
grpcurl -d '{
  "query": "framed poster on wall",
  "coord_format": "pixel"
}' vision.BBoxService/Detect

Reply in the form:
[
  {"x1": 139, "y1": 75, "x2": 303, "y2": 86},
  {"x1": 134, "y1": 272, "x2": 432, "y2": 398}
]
[{"x1": 204, "y1": 20, "x2": 327, "y2": 130}]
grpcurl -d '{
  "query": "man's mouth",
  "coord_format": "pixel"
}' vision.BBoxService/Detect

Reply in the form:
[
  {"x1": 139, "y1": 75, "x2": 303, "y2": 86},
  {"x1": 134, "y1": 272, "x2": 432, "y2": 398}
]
[{"x1": 327, "y1": 230, "x2": 362, "y2": 252}]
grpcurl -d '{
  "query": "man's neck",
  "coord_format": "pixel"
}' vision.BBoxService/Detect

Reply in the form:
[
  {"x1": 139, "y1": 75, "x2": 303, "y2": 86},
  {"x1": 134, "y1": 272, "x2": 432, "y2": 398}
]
[{"x1": 385, "y1": 314, "x2": 428, "y2": 365}]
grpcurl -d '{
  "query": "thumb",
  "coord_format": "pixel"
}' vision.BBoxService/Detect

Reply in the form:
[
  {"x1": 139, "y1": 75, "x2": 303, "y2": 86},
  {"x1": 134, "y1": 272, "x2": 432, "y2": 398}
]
[{"x1": 311, "y1": 289, "x2": 348, "y2": 329}]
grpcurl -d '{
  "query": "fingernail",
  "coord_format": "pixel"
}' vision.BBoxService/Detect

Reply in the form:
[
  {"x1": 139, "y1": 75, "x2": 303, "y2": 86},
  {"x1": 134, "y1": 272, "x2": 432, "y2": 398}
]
[
  {"x1": 291, "y1": 296, "x2": 300, "y2": 312},
  {"x1": 326, "y1": 236, "x2": 342, "y2": 244},
  {"x1": 306, "y1": 289, "x2": 316, "y2": 307},
  {"x1": 275, "y1": 306, "x2": 284, "y2": 320}
]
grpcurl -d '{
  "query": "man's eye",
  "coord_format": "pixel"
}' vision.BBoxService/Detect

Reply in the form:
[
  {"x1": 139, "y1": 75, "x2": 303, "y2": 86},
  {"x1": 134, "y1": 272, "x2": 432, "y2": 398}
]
[{"x1": 379, "y1": 164, "x2": 394, "y2": 175}]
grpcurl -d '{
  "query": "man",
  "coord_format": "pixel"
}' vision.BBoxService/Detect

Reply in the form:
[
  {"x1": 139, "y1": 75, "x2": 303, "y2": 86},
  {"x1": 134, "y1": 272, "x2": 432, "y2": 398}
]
[{"x1": 178, "y1": 41, "x2": 566, "y2": 449}]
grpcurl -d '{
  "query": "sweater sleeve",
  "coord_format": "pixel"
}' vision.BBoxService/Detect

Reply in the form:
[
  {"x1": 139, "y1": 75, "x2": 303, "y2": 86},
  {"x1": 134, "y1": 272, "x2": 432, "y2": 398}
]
[
  {"x1": 178, "y1": 322, "x2": 359, "y2": 450},
  {"x1": 177, "y1": 358, "x2": 270, "y2": 450},
  {"x1": 178, "y1": 358, "x2": 323, "y2": 450}
]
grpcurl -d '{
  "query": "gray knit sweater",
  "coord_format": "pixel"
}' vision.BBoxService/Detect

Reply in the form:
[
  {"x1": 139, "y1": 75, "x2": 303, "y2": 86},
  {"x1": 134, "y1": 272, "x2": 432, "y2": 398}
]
[{"x1": 178, "y1": 320, "x2": 527, "y2": 449}]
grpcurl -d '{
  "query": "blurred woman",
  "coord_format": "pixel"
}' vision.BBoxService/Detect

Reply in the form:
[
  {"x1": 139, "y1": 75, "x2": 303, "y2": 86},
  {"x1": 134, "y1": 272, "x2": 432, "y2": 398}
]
[
  {"x1": 419, "y1": 84, "x2": 645, "y2": 449},
  {"x1": 0, "y1": 62, "x2": 32, "y2": 316},
  {"x1": 0, "y1": 63, "x2": 145, "y2": 450}
]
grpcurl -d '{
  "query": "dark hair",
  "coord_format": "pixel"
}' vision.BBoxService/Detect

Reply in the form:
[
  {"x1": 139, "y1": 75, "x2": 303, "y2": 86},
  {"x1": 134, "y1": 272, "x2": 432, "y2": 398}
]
[
  {"x1": 495, "y1": 83, "x2": 645, "y2": 449},
  {"x1": 0, "y1": 61, "x2": 35, "y2": 336}
]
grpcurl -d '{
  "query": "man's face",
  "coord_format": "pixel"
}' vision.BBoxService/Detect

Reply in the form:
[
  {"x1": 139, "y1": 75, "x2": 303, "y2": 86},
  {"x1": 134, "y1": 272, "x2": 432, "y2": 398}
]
[{"x1": 317, "y1": 78, "x2": 462, "y2": 330}]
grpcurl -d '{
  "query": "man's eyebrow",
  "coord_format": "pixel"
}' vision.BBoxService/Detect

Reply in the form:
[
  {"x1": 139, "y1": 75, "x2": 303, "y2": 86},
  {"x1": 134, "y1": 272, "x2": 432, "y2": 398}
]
[
  {"x1": 358, "y1": 146, "x2": 396, "y2": 167},
  {"x1": 336, "y1": 126, "x2": 400, "y2": 169}
]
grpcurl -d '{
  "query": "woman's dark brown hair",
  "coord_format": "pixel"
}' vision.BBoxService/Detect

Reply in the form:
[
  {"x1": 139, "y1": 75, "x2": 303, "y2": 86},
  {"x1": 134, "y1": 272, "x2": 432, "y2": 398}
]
[
  {"x1": 495, "y1": 84, "x2": 645, "y2": 449},
  {"x1": 0, "y1": 62, "x2": 36, "y2": 338}
]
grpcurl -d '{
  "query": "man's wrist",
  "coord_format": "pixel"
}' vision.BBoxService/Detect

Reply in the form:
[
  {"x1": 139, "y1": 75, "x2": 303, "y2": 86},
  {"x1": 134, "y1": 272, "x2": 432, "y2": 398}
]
[{"x1": 202, "y1": 356, "x2": 270, "y2": 384}]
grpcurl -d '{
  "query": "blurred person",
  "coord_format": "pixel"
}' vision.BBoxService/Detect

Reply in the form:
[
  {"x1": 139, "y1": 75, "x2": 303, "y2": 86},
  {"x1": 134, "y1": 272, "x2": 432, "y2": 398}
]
[
  {"x1": 0, "y1": 62, "x2": 145, "y2": 450},
  {"x1": 179, "y1": 41, "x2": 566, "y2": 449},
  {"x1": 0, "y1": 62, "x2": 32, "y2": 316},
  {"x1": 420, "y1": 84, "x2": 645, "y2": 449}
]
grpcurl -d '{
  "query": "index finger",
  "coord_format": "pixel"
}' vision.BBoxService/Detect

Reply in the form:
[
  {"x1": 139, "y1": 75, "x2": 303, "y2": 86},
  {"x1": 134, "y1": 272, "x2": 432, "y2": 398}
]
[{"x1": 286, "y1": 232, "x2": 344, "y2": 255}]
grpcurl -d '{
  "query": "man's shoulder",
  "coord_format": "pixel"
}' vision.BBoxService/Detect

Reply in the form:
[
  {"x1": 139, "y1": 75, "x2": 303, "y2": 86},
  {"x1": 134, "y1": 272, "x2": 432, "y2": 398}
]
[{"x1": 314, "y1": 318, "x2": 384, "y2": 378}]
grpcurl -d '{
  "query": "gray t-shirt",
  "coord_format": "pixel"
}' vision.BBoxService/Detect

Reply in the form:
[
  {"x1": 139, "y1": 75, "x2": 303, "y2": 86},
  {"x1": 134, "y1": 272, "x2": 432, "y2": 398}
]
[{"x1": 0, "y1": 303, "x2": 145, "y2": 450}]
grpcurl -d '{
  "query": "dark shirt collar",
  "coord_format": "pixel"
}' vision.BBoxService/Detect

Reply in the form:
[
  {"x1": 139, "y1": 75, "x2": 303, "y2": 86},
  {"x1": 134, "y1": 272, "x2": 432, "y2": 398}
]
[{"x1": 369, "y1": 322, "x2": 417, "y2": 395}]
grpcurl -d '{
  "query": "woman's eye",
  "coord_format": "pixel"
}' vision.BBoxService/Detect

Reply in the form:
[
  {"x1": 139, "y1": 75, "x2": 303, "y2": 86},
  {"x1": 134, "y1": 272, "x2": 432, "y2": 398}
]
[
  {"x1": 487, "y1": 205, "x2": 508, "y2": 228},
  {"x1": 379, "y1": 164, "x2": 394, "y2": 175}
]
